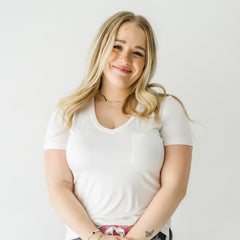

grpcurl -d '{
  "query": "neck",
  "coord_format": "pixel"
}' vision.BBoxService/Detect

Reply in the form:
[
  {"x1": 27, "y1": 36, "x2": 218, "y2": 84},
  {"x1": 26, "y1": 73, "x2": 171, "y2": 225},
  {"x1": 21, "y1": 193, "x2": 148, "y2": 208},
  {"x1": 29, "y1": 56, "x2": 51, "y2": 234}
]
[
  {"x1": 97, "y1": 75, "x2": 133, "y2": 105},
  {"x1": 98, "y1": 86, "x2": 129, "y2": 103},
  {"x1": 100, "y1": 90, "x2": 128, "y2": 101},
  {"x1": 98, "y1": 91, "x2": 123, "y2": 103}
]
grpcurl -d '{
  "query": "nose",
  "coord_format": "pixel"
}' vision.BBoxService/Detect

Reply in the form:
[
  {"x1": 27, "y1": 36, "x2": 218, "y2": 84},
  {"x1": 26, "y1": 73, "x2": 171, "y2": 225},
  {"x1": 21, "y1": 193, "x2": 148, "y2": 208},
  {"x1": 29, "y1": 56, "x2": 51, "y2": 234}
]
[{"x1": 119, "y1": 50, "x2": 131, "y2": 64}]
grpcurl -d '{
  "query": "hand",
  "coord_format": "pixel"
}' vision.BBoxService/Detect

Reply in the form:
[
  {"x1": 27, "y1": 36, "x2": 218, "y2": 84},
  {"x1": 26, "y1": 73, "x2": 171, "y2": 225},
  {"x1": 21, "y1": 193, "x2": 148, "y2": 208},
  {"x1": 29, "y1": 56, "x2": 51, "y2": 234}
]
[{"x1": 98, "y1": 233, "x2": 132, "y2": 240}]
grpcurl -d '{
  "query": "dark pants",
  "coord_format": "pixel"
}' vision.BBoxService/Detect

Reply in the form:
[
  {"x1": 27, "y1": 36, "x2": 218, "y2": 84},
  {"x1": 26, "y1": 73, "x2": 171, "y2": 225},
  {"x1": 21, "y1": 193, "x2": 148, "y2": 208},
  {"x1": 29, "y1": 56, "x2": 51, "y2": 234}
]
[
  {"x1": 72, "y1": 228, "x2": 173, "y2": 240},
  {"x1": 151, "y1": 228, "x2": 173, "y2": 240}
]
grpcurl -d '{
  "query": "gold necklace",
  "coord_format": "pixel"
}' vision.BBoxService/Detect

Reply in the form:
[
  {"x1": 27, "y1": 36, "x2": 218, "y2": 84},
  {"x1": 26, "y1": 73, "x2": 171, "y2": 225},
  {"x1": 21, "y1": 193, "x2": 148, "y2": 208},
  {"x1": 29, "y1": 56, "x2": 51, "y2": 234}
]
[{"x1": 98, "y1": 91, "x2": 123, "y2": 103}]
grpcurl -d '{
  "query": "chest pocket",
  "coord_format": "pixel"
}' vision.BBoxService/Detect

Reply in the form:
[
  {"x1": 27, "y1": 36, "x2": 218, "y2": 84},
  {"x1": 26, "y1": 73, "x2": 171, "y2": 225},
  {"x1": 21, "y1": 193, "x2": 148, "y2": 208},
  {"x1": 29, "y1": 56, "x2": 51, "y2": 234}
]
[{"x1": 132, "y1": 130, "x2": 164, "y2": 165}]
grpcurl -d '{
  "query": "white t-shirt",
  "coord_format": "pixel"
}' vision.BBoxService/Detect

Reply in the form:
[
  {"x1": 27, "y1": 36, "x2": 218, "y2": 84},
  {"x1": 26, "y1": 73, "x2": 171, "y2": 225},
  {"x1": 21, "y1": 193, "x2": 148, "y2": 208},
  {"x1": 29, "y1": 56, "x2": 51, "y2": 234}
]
[{"x1": 43, "y1": 96, "x2": 194, "y2": 240}]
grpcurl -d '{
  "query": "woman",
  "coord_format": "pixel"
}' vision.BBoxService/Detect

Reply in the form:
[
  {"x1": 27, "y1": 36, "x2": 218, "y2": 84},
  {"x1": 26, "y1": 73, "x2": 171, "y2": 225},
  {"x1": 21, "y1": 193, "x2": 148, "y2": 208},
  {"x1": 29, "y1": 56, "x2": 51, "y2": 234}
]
[{"x1": 43, "y1": 11, "x2": 193, "y2": 240}]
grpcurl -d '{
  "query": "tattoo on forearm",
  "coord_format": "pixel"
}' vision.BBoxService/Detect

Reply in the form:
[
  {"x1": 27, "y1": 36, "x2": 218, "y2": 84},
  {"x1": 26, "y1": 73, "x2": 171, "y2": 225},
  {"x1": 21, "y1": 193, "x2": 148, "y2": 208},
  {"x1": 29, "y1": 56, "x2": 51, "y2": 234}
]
[
  {"x1": 145, "y1": 230, "x2": 155, "y2": 238},
  {"x1": 62, "y1": 180, "x2": 72, "y2": 185}
]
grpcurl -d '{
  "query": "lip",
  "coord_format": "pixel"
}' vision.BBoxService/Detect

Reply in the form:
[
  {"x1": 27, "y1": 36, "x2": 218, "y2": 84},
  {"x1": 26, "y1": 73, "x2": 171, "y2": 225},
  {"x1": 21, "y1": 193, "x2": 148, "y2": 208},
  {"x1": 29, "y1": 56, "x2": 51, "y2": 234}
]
[{"x1": 112, "y1": 65, "x2": 132, "y2": 73}]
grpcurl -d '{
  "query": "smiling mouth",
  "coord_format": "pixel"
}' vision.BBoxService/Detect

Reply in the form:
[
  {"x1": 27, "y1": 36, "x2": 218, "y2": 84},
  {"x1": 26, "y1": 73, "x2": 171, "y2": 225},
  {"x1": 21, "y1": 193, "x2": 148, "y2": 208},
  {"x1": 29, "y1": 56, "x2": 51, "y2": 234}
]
[{"x1": 112, "y1": 65, "x2": 132, "y2": 73}]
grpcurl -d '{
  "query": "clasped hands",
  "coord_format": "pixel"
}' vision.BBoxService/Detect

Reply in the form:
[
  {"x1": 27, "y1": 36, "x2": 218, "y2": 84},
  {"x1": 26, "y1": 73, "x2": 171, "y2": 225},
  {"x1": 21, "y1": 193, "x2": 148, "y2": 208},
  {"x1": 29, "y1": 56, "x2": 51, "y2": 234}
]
[{"x1": 91, "y1": 231, "x2": 132, "y2": 240}]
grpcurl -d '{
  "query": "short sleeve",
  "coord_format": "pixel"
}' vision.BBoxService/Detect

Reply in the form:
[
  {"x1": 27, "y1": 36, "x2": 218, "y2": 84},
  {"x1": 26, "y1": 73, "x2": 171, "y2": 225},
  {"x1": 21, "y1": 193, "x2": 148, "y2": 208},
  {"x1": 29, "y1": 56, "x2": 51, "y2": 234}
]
[
  {"x1": 159, "y1": 96, "x2": 193, "y2": 147},
  {"x1": 42, "y1": 109, "x2": 69, "y2": 151}
]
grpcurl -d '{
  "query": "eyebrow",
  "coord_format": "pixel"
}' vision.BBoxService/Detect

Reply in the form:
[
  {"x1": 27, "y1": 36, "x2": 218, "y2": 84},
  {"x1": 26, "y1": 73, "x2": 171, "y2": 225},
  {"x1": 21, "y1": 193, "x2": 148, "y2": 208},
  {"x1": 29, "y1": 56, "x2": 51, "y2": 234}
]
[{"x1": 115, "y1": 39, "x2": 146, "y2": 52}]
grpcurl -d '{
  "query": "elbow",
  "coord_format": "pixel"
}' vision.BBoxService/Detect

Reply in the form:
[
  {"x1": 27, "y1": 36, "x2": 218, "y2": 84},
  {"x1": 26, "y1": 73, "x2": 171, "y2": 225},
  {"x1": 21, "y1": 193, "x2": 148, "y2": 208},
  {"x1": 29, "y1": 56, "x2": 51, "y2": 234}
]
[
  {"x1": 162, "y1": 184, "x2": 188, "y2": 200},
  {"x1": 175, "y1": 184, "x2": 188, "y2": 200},
  {"x1": 180, "y1": 188, "x2": 187, "y2": 200},
  {"x1": 173, "y1": 188, "x2": 187, "y2": 201},
  {"x1": 47, "y1": 188, "x2": 59, "y2": 205},
  {"x1": 47, "y1": 185, "x2": 72, "y2": 205},
  {"x1": 178, "y1": 186, "x2": 188, "y2": 200}
]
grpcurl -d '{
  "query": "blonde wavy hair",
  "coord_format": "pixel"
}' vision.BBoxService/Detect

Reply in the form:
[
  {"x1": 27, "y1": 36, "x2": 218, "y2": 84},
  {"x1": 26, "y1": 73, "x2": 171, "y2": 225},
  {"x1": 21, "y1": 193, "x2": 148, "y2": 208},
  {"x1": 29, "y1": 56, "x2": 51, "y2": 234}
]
[{"x1": 54, "y1": 11, "x2": 193, "y2": 134}]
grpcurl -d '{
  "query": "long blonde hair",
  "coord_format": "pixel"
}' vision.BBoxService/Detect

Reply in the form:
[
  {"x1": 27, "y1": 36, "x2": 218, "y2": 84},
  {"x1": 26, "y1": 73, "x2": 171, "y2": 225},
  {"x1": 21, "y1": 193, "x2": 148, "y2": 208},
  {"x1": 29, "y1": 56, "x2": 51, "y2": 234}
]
[{"x1": 54, "y1": 11, "x2": 193, "y2": 134}]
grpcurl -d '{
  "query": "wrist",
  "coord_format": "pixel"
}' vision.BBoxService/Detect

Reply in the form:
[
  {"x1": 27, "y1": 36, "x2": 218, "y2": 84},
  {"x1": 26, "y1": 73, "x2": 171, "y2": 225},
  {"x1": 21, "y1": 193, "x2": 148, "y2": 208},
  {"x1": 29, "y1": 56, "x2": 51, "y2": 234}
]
[{"x1": 90, "y1": 231, "x2": 104, "y2": 240}]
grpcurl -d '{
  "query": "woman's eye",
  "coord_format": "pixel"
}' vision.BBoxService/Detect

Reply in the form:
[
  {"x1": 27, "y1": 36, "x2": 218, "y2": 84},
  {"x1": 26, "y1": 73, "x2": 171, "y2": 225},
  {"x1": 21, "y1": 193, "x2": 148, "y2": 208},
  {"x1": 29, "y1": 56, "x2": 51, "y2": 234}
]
[
  {"x1": 133, "y1": 51, "x2": 143, "y2": 57},
  {"x1": 113, "y1": 45, "x2": 121, "y2": 50}
]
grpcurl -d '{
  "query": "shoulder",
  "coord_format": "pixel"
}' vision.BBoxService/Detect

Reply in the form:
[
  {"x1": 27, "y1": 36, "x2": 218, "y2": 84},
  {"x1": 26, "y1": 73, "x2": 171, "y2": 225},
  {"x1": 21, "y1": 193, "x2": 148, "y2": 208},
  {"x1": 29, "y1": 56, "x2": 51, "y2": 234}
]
[
  {"x1": 160, "y1": 95, "x2": 186, "y2": 120},
  {"x1": 160, "y1": 95, "x2": 179, "y2": 106},
  {"x1": 159, "y1": 95, "x2": 193, "y2": 146}
]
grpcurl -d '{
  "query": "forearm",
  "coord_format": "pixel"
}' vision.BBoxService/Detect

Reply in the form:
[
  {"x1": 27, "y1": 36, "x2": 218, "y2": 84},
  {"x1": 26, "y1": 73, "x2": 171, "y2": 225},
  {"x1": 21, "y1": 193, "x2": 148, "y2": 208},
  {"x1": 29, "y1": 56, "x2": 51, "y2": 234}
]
[
  {"x1": 49, "y1": 187, "x2": 101, "y2": 240},
  {"x1": 125, "y1": 186, "x2": 185, "y2": 240}
]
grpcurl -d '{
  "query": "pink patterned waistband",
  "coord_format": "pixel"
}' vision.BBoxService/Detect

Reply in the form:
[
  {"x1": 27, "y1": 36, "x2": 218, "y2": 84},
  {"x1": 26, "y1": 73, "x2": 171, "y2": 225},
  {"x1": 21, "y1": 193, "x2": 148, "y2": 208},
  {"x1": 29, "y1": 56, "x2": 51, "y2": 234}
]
[{"x1": 99, "y1": 225, "x2": 134, "y2": 236}]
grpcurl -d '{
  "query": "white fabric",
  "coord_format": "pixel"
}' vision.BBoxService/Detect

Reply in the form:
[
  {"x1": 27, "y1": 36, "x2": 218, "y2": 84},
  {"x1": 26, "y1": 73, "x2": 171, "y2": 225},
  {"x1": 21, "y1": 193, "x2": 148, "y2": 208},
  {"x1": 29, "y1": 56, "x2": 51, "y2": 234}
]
[{"x1": 43, "y1": 96, "x2": 193, "y2": 240}]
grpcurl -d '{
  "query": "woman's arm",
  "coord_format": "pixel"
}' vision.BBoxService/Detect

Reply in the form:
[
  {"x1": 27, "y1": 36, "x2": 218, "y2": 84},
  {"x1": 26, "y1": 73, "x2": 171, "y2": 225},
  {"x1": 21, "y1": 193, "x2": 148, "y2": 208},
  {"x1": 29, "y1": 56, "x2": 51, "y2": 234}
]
[
  {"x1": 45, "y1": 149, "x2": 130, "y2": 240},
  {"x1": 44, "y1": 149, "x2": 103, "y2": 240},
  {"x1": 125, "y1": 145, "x2": 192, "y2": 240}
]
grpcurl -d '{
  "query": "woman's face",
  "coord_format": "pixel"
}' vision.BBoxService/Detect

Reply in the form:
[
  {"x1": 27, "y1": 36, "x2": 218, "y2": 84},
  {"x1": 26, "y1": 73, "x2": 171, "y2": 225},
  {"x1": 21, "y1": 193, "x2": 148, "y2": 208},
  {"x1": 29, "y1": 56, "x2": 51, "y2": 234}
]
[{"x1": 102, "y1": 21, "x2": 147, "y2": 91}]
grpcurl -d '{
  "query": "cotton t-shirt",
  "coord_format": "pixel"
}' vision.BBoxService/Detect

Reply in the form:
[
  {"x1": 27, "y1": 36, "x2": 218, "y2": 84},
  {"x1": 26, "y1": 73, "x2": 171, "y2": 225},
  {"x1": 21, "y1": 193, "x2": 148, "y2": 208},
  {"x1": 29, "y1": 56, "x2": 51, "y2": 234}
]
[{"x1": 43, "y1": 95, "x2": 194, "y2": 240}]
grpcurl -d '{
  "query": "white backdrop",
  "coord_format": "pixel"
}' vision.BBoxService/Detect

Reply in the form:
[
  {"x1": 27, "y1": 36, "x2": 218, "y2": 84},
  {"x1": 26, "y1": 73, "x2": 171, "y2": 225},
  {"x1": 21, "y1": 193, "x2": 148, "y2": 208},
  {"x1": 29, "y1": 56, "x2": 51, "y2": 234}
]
[{"x1": 0, "y1": 0, "x2": 239, "y2": 239}]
